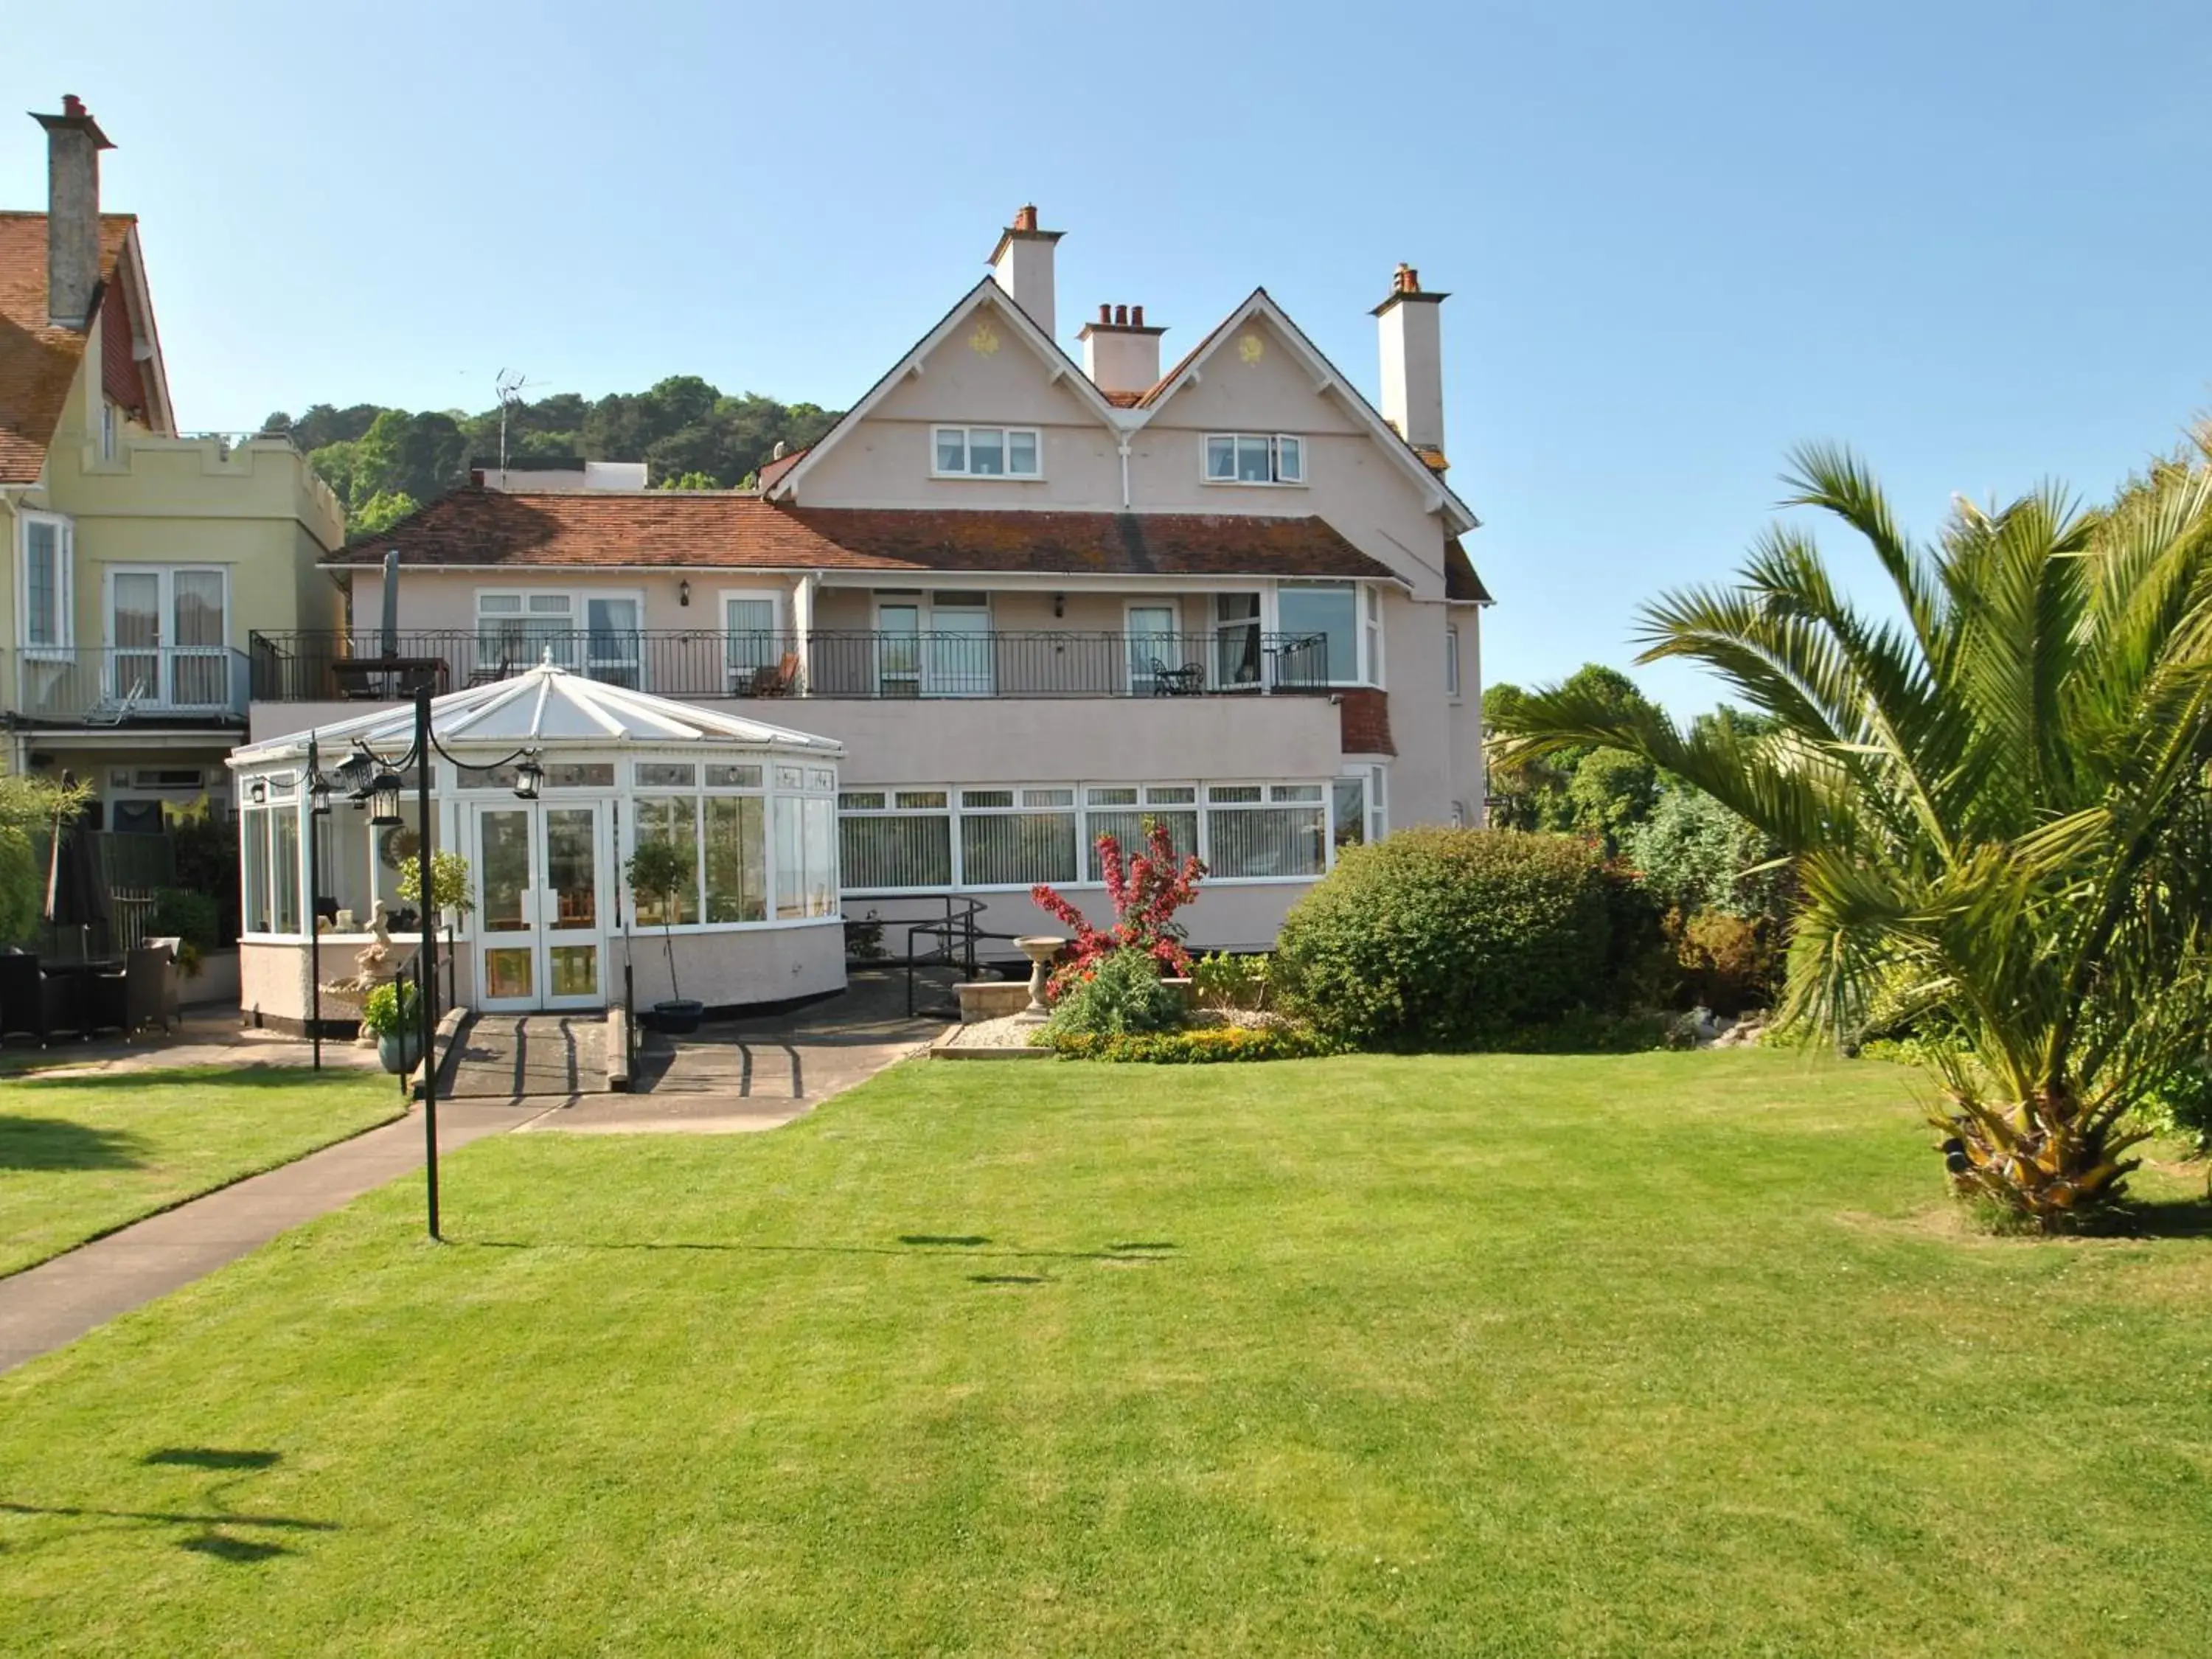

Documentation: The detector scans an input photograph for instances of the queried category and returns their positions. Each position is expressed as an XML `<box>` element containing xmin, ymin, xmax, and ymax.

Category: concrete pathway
<box><xmin>445</xmin><ymin>1014</ymin><xmax>607</xmax><ymax>1099</ymax></box>
<box><xmin>0</xmin><ymin>1102</ymin><xmax>530</xmax><ymax>1375</ymax></box>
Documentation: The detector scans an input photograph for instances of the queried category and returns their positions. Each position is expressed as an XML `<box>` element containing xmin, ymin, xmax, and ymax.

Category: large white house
<box><xmin>237</xmin><ymin>207</ymin><xmax>1491</xmax><ymax>1018</ymax></box>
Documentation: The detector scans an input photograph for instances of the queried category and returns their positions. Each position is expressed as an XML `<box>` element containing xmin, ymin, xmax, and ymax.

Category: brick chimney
<box><xmin>30</xmin><ymin>95</ymin><xmax>114</xmax><ymax>330</ymax></box>
<box><xmin>987</xmin><ymin>204</ymin><xmax>1062</xmax><ymax>338</ymax></box>
<box><xmin>1077</xmin><ymin>302</ymin><xmax>1166</xmax><ymax>397</ymax></box>
<box><xmin>1371</xmin><ymin>262</ymin><xmax>1449</xmax><ymax>470</ymax></box>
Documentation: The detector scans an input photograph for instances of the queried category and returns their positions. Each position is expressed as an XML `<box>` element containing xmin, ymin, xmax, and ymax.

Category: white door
<box><xmin>1127</xmin><ymin>604</ymin><xmax>1179</xmax><ymax>694</ymax></box>
<box><xmin>474</xmin><ymin>802</ymin><xmax>610</xmax><ymax>1012</ymax></box>
<box><xmin>106</xmin><ymin>566</ymin><xmax>229</xmax><ymax>709</ymax></box>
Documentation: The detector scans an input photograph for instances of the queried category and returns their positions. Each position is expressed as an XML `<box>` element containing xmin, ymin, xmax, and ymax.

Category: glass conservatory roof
<box><xmin>229</xmin><ymin>660</ymin><xmax>843</xmax><ymax>768</ymax></box>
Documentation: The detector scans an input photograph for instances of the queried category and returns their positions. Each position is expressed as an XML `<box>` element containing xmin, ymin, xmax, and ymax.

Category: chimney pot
<box><xmin>1131</xmin><ymin>304</ymin><xmax>1144</xmax><ymax>327</ymax></box>
<box><xmin>1113</xmin><ymin>304</ymin><xmax>1128</xmax><ymax>326</ymax></box>
<box><xmin>1098</xmin><ymin>302</ymin><xmax>1111</xmax><ymax>324</ymax></box>
<box><xmin>63</xmin><ymin>94</ymin><xmax>86</xmax><ymax>117</ymax></box>
<box><xmin>1013</xmin><ymin>204</ymin><xmax>1038</xmax><ymax>232</ymax></box>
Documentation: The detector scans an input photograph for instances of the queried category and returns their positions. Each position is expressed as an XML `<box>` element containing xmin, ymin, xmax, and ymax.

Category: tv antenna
<box><xmin>494</xmin><ymin>368</ymin><xmax>534</xmax><ymax>485</ymax></box>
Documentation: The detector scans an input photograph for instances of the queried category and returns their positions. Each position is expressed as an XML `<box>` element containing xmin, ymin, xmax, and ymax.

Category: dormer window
<box><xmin>933</xmin><ymin>425</ymin><xmax>1041</xmax><ymax>479</ymax></box>
<box><xmin>1205</xmin><ymin>433</ymin><xmax>1304</xmax><ymax>485</ymax></box>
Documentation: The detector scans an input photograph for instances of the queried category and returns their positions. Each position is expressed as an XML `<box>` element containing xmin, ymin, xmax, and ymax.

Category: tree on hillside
<box><xmin>1484</xmin><ymin>664</ymin><xmax>1658</xmax><ymax>847</ymax></box>
<box><xmin>1494</xmin><ymin>442</ymin><xmax>2212</xmax><ymax>1228</ymax></box>
<box><xmin>268</xmin><ymin>378</ymin><xmax>841</xmax><ymax>539</ymax></box>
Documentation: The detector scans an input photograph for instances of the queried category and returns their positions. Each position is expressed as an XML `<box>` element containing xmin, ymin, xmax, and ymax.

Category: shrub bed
<box><xmin>1274</xmin><ymin>828</ymin><xmax>1617</xmax><ymax>1051</ymax></box>
<box><xmin>1046</xmin><ymin>1022</ymin><xmax>1344</xmax><ymax>1063</ymax></box>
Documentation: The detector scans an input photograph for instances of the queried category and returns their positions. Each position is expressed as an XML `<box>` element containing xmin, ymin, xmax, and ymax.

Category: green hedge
<box><xmin>1273</xmin><ymin>828</ymin><xmax>1615</xmax><ymax>1051</ymax></box>
<box><xmin>1046</xmin><ymin>1023</ymin><xmax>1344</xmax><ymax>1064</ymax></box>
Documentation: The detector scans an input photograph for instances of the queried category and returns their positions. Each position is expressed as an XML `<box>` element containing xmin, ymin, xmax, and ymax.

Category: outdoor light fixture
<box><xmin>368</xmin><ymin>768</ymin><xmax>405</xmax><ymax>827</ymax></box>
<box><xmin>310</xmin><ymin>775</ymin><xmax>333</xmax><ymax>817</ymax></box>
<box><xmin>678</xmin><ymin>579</ymin><xmax>692</xmax><ymax>607</ymax></box>
<box><xmin>1053</xmin><ymin>593</ymin><xmax>1065</xmax><ymax>619</ymax></box>
<box><xmin>248</xmin><ymin>777</ymin><xmax>268</xmax><ymax>805</ymax></box>
<box><xmin>512</xmin><ymin>753</ymin><xmax>544</xmax><ymax>801</ymax></box>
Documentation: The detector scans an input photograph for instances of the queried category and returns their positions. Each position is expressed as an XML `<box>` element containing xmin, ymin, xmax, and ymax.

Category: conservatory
<box><xmin>225</xmin><ymin>661</ymin><xmax>844</xmax><ymax>1027</ymax></box>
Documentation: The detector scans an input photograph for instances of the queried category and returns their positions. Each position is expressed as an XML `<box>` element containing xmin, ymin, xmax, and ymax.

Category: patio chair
<box><xmin>126</xmin><ymin>943</ymin><xmax>181</xmax><ymax>1037</ymax></box>
<box><xmin>744</xmin><ymin>653</ymin><xmax>801</xmax><ymax>698</ymax></box>
<box><xmin>80</xmin><ymin>965</ymin><xmax>130</xmax><ymax>1039</ymax></box>
<box><xmin>1147</xmin><ymin>658</ymin><xmax>1204</xmax><ymax>697</ymax></box>
<box><xmin>0</xmin><ymin>952</ymin><xmax>66</xmax><ymax>1047</ymax></box>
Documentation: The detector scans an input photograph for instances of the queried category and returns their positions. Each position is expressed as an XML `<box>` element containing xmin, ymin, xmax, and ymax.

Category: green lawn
<box><xmin>2</xmin><ymin>1051</ymin><xmax>2210</xmax><ymax>1655</ymax></box>
<box><xmin>0</xmin><ymin>1067</ymin><xmax>403</xmax><ymax>1276</ymax></box>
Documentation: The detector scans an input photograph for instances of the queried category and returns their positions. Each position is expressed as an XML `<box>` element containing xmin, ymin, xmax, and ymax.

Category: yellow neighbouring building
<box><xmin>1</xmin><ymin>94</ymin><xmax>343</xmax><ymax>833</ymax></box>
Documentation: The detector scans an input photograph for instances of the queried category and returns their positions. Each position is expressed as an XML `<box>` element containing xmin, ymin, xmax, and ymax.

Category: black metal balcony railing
<box><xmin>1</xmin><ymin>647</ymin><xmax>251</xmax><ymax>726</ymax></box>
<box><xmin>248</xmin><ymin>630</ymin><xmax>1334</xmax><ymax>703</ymax></box>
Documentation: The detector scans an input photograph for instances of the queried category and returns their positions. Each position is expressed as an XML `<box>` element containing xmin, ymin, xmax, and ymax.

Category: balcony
<box><xmin>247</xmin><ymin>630</ymin><xmax>1334</xmax><ymax>703</ymax></box>
<box><xmin>1</xmin><ymin>647</ymin><xmax>252</xmax><ymax>727</ymax></box>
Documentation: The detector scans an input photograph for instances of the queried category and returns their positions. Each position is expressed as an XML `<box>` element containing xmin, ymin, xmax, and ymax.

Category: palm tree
<box><xmin>1493</xmin><ymin>444</ymin><xmax>2212</xmax><ymax>1227</ymax></box>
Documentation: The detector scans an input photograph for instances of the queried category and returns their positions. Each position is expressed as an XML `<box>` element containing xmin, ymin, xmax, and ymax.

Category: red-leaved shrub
<box><xmin>1032</xmin><ymin>823</ymin><xmax>1205</xmax><ymax>998</ymax></box>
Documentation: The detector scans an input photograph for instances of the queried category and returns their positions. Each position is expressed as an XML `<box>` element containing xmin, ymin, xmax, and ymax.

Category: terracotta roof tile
<box><xmin>0</xmin><ymin>212</ymin><xmax>134</xmax><ymax>484</ymax></box>
<box><xmin>329</xmin><ymin>486</ymin><xmax>1402</xmax><ymax>584</ymax></box>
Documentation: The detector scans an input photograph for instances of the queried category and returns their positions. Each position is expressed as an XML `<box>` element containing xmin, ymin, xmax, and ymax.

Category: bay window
<box><xmin>1083</xmin><ymin>785</ymin><xmax>1199</xmax><ymax>880</ymax></box>
<box><xmin>1276</xmin><ymin>582</ymin><xmax>1360</xmax><ymax>686</ymax></box>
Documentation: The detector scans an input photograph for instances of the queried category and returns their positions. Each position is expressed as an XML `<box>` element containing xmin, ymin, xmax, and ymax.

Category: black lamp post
<box><xmin>307</xmin><ymin>736</ymin><xmax>329</xmax><ymax>1072</ymax></box>
<box><xmin>414</xmin><ymin>681</ymin><xmax>440</xmax><ymax>1242</ymax></box>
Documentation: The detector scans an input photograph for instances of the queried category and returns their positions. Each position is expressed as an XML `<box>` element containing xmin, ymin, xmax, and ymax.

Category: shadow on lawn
<box><xmin>2105</xmin><ymin>1196</ymin><xmax>2212</xmax><ymax>1239</ymax></box>
<box><xmin>10</xmin><ymin>1068</ymin><xmax>351</xmax><ymax>1095</ymax></box>
<box><xmin>0</xmin><ymin>1115</ymin><xmax>149</xmax><ymax>1171</ymax></box>
<box><xmin>1</xmin><ymin>1448</ymin><xmax>335</xmax><ymax>1565</ymax></box>
<box><xmin>456</xmin><ymin>1237</ymin><xmax>1178</xmax><ymax>1264</ymax></box>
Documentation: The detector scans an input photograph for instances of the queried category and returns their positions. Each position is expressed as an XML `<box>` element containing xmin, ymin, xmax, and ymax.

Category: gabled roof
<box><xmin>1134</xmin><ymin>288</ymin><xmax>1480</xmax><ymax>535</ymax></box>
<box><xmin>325</xmin><ymin>485</ymin><xmax>1402</xmax><ymax>584</ymax></box>
<box><xmin>0</xmin><ymin>211</ymin><xmax>136</xmax><ymax>483</ymax></box>
<box><xmin>765</xmin><ymin>278</ymin><xmax>1124</xmax><ymax>504</ymax></box>
<box><xmin>230</xmin><ymin>660</ymin><xmax>844</xmax><ymax>765</ymax></box>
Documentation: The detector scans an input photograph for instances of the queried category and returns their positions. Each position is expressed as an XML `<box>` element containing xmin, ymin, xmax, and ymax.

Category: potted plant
<box><xmin>625</xmin><ymin>838</ymin><xmax>703</xmax><ymax>1034</ymax></box>
<box><xmin>397</xmin><ymin>848</ymin><xmax>475</xmax><ymax>950</ymax></box>
<box><xmin>359</xmin><ymin>978</ymin><xmax>422</xmax><ymax>1075</ymax></box>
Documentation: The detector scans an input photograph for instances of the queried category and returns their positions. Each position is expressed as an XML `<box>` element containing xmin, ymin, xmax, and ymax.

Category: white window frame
<box><xmin>1444</xmin><ymin>623</ymin><xmax>1462</xmax><ymax>700</ymax></box>
<box><xmin>618</xmin><ymin>753</ymin><xmax>841</xmax><ymax>935</ymax></box>
<box><xmin>1271</xmin><ymin>580</ymin><xmax>1378</xmax><ymax>689</ymax></box>
<box><xmin>832</xmin><ymin>778</ymin><xmax>1343</xmax><ymax>896</ymax></box>
<box><xmin>720</xmin><ymin>587</ymin><xmax>788</xmax><ymax>689</ymax></box>
<box><xmin>17</xmin><ymin>509</ymin><xmax>74</xmax><ymax>654</ymax></box>
<box><xmin>474</xmin><ymin>586</ymin><xmax>647</xmax><ymax>684</ymax></box>
<box><xmin>931</xmin><ymin>425</ymin><xmax>1044</xmax><ymax>480</ymax></box>
<box><xmin>1203</xmin><ymin>433</ymin><xmax>1307</xmax><ymax>487</ymax></box>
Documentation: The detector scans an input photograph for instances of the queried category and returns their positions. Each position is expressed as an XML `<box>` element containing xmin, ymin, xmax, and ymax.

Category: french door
<box><xmin>875</xmin><ymin>595</ymin><xmax>993</xmax><ymax>697</ymax></box>
<box><xmin>474</xmin><ymin>801</ymin><xmax>610</xmax><ymax>1012</ymax></box>
<box><xmin>108</xmin><ymin>566</ymin><xmax>229</xmax><ymax>709</ymax></box>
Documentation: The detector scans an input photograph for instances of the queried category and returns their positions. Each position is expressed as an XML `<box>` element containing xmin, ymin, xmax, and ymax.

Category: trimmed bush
<box><xmin>1273</xmin><ymin>828</ymin><xmax>1613</xmax><ymax>1051</ymax></box>
<box><xmin>1041</xmin><ymin>947</ymin><xmax>1185</xmax><ymax>1040</ymax></box>
<box><xmin>1668</xmin><ymin>908</ymin><xmax>1782</xmax><ymax>1016</ymax></box>
<box><xmin>1047</xmin><ymin>1022</ymin><xmax>1343</xmax><ymax>1063</ymax></box>
<box><xmin>148</xmin><ymin>887</ymin><xmax>220</xmax><ymax>952</ymax></box>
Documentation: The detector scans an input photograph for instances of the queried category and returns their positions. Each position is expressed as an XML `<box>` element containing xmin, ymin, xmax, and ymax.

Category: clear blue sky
<box><xmin>12</xmin><ymin>1</ymin><xmax>2211</xmax><ymax>712</ymax></box>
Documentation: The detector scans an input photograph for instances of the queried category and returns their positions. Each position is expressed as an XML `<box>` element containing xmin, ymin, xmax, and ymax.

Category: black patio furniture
<box><xmin>0</xmin><ymin>952</ymin><xmax>69</xmax><ymax>1046</ymax></box>
<box><xmin>1148</xmin><ymin>658</ymin><xmax>1205</xmax><ymax>696</ymax></box>
<box><xmin>126</xmin><ymin>943</ymin><xmax>182</xmax><ymax>1036</ymax></box>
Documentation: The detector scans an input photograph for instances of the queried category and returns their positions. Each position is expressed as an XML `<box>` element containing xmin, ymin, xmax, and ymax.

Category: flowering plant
<box><xmin>1032</xmin><ymin>821</ymin><xmax>1206</xmax><ymax>998</ymax></box>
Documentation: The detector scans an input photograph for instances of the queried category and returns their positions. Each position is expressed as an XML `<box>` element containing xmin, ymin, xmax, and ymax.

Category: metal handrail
<box><xmin>246</xmin><ymin>628</ymin><xmax>1334</xmax><ymax>703</ymax></box>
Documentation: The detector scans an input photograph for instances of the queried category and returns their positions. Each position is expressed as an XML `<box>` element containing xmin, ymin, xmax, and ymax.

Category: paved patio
<box><xmin>2</xmin><ymin>1007</ymin><xmax>383</xmax><ymax>1079</ymax></box>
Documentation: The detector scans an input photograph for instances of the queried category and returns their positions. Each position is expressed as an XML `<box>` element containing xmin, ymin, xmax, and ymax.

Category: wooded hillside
<box><xmin>264</xmin><ymin>376</ymin><xmax>841</xmax><ymax>538</ymax></box>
